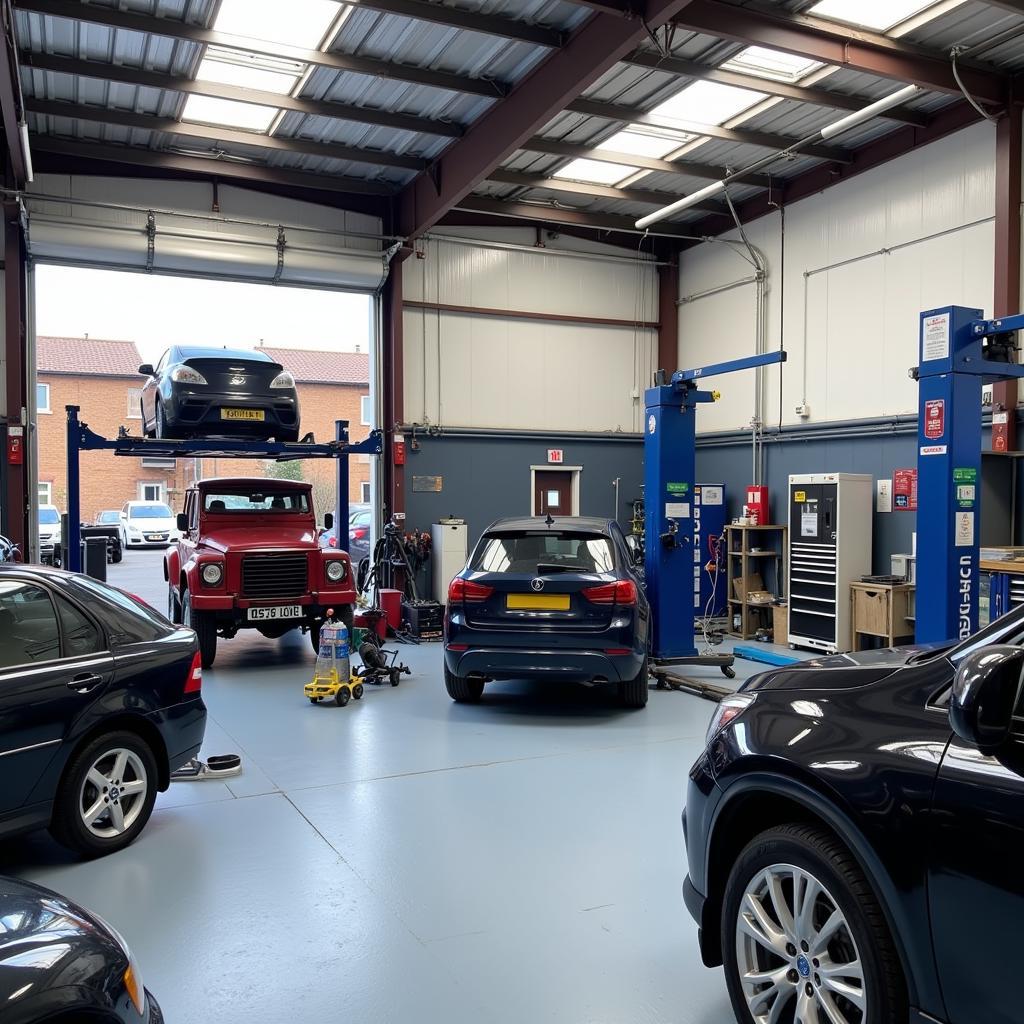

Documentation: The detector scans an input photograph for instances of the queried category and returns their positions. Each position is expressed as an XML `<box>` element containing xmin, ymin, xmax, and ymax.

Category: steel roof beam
<box><xmin>673</xmin><ymin>0</ymin><xmax>1007</xmax><ymax>107</ymax></box>
<box><xmin>519</xmin><ymin>135</ymin><xmax>772</xmax><ymax>185</ymax></box>
<box><xmin>345</xmin><ymin>0</ymin><xmax>564</xmax><ymax>48</ymax></box>
<box><xmin>0</xmin><ymin>0</ymin><xmax>27</xmax><ymax>183</ymax></box>
<box><xmin>25</xmin><ymin>98</ymin><xmax>427</xmax><ymax>172</ymax></box>
<box><xmin>20</xmin><ymin>52</ymin><xmax>465</xmax><ymax>139</ymax></box>
<box><xmin>621</xmin><ymin>49</ymin><xmax>928</xmax><ymax>127</ymax></box>
<box><xmin>487</xmin><ymin>167</ymin><xmax>730</xmax><ymax>213</ymax></box>
<box><xmin>565</xmin><ymin>96</ymin><xmax>851</xmax><ymax>161</ymax></box>
<box><xmin>14</xmin><ymin>0</ymin><xmax>509</xmax><ymax>99</ymax></box>
<box><xmin>397</xmin><ymin>0</ymin><xmax>725</xmax><ymax>239</ymax></box>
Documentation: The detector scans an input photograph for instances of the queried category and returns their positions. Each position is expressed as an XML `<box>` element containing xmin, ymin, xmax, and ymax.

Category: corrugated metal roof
<box><xmin>11</xmin><ymin>0</ymin><xmax>1024</xmax><ymax>234</ymax></box>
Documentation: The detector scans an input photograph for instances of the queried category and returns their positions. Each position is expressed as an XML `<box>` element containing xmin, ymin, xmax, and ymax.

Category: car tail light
<box><xmin>170</xmin><ymin>365</ymin><xmax>208</xmax><ymax>385</ymax></box>
<box><xmin>184</xmin><ymin>651</ymin><xmax>202</xmax><ymax>694</ymax></box>
<box><xmin>448</xmin><ymin>578</ymin><xmax>493</xmax><ymax>602</ymax></box>
<box><xmin>447</xmin><ymin>643</ymin><xmax>468</xmax><ymax>652</ymax></box>
<box><xmin>604</xmin><ymin>648</ymin><xmax>631</xmax><ymax>656</ymax></box>
<box><xmin>582</xmin><ymin>581</ymin><xmax>637</xmax><ymax>605</ymax></box>
<box><xmin>351</xmin><ymin>527</ymin><xmax>368</xmax><ymax>540</ymax></box>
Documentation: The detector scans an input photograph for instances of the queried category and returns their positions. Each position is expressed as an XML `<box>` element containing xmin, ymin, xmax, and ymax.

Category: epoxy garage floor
<box><xmin>0</xmin><ymin>551</ymin><xmax>758</xmax><ymax>1024</ymax></box>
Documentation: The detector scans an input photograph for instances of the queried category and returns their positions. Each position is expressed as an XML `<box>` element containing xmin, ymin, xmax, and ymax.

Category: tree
<box><xmin>265</xmin><ymin>459</ymin><xmax>303</xmax><ymax>482</ymax></box>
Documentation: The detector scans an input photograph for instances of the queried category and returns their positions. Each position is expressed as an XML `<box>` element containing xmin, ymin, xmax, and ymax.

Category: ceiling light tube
<box><xmin>635</xmin><ymin>180</ymin><xmax>726</xmax><ymax>230</ymax></box>
<box><xmin>819</xmin><ymin>84</ymin><xmax>922</xmax><ymax>140</ymax></box>
<box><xmin>18</xmin><ymin>122</ymin><xmax>33</xmax><ymax>183</ymax></box>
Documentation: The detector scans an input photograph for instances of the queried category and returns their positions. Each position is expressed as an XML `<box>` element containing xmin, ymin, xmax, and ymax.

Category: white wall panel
<box><xmin>404</xmin><ymin>230</ymin><xmax>659</xmax><ymax>433</ymax></box>
<box><xmin>679</xmin><ymin>122</ymin><xmax>1001</xmax><ymax>431</ymax></box>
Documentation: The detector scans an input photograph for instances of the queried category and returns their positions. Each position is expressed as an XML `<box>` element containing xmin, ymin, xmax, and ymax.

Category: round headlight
<box><xmin>326</xmin><ymin>560</ymin><xmax>345</xmax><ymax>582</ymax></box>
<box><xmin>201</xmin><ymin>563</ymin><xmax>223</xmax><ymax>586</ymax></box>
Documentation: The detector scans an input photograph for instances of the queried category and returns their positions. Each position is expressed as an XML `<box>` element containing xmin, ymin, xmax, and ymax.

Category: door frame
<box><xmin>529</xmin><ymin>466</ymin><xmax>581</xmax><ymax>516</ymax></box>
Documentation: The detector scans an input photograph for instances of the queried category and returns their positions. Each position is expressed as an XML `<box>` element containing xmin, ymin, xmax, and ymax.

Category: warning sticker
<box><xmin>665</xmin><ymin>503</ymin><xmax>690</xmax><ymax>519</ymax></box>
<box><xmin>794</xmin><ymin>490</ymin><xmax>806</xmax><ymax>503</ymax></box>
<box><xmin>920</xmin><ymin>445</ymin><xmax>948</xmax><ymax>456</ymax></box>
<box><xmin>955</xmin><ymin>511</ymin><xmax>975</xmax><ymax>548</ymax></box>
<box><xmin>700</xmin><ymin>486</ymin><xmax>723</xmax><ymax>506</ymax></box>
<box><xmin>801</xmin><ymin>513</ymin><xmax>818</xmax><ymax>538</ymax></box>
<box><xmin>924</xmin><ymin>399</ymin><xmax>945</xmax><ymax>440</ymax></box>
<box><xmin>923</xmin><ymin>312</ymin><xmax>950</xmax><ymax>362</ymax></box>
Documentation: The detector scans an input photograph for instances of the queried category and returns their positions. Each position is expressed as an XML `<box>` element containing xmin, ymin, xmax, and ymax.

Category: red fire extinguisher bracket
<box><xmin>6</xmin><ymin>426</ymin><xmax>24</xmax><ymax>466</ymax></box>
<box><xmin>394</xmin><ymin>435</ymin><xmax>406</xmax><ymax>466</ymax></box>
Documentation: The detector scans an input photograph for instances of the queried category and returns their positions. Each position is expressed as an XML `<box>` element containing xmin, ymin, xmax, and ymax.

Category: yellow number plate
<box><xmin>506</xmin><ymin>594</ymin><xmax>570</xmax><ymax>611</ymax></box>
<box><xmin>221</xmin><ymin>408</ymin><xmax>265</xmax><ymax>421</ymax></box>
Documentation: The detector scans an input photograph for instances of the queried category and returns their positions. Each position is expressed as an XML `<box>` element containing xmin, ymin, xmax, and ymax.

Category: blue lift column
<box><xmin>915</xmin><ymin>306</ymin><xmax>1024</xmax><ymax>643</ymax></box>
<box><xmin>645</xmin><ymin>350</ymin><xmax>786</xmax><ymax>661</ymax></box>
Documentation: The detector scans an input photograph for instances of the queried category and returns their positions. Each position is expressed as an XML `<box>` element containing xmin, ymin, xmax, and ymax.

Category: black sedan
<box><xmin>138</xmin><ymin>344</ymin><xmax>300</xmax><ymax>441</ymax></box>
<box><xmin>444</xmin><ymin>516</ymin><xmax>649</xmax><ymax>707</ymax></box>
<box><xmin>683</xmin><ymin>608</ymin><xmax>1024</xmax><ymax>1024</ymax></box>
<box><xmin>0</xmin><ymin>876</ymin><xmax>162</xmax><ymax>1022</ymax></box>
<box><xmin>0</xmin><ymin>564</ymin><xmax>206</xmax><ymax>857</ymax></box>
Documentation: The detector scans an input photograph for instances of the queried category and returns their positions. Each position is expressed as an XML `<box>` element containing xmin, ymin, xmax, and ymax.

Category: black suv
<box><xmin>683</xmin><ymin>609</ymin><xmax>1024</xmax><ymax>1024</ymax></box>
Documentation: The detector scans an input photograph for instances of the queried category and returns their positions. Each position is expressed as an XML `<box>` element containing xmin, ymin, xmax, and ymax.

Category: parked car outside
<box><xmin>443</xmin><ymin>516</ymin><xmax>650</xmax><ymax>707</ymax></box>
<box><xmin>682</xmin><ymin>606</ymin><xmax>1024</xmax><ymax>1024</ymax></box>
<box><xmin>320</xmin><ymin>505</ymin><xmax>372</xmax><ymax>564</ymax></box>
<box><xmin>0</xmin><ymin>875</ymin><xmax>162</xmax><ymax>1022</ymax></box>
<box><xmin>92</xmin><ymin>510</ymin><xmax>124</xmax><ymax>563</ymax></box>
<box><xmin>165</xmin><ymin>478</ymin><xmax>355</xmax><ymax>667</ymax></box>
<box><xmin>138</xmin><ymin>344</ymin><xmax>300</xmax><ymax>441</ymax></box>
<box><xmin>0</xmin><ymin>563</ymin><xmax>206</xmax><ymax>857</ymax></box>
<box><xmin>96</xmin><ymin>509</ymin><xmax>121</xmax><ymax>526</ymax></box>
<box><xmin>120</xmin><ymin>501</ymin><xmax>178</xmax><ymax>550</ymax></box>
<box><xmin>37</xmin><ymin>504</ymin><xmax>61</xmax><ymax>565</ymax></box>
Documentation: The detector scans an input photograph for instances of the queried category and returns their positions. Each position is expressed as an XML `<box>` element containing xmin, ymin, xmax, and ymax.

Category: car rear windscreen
<box><xmin>472</xmin><ymin>532</ymin><xmax>615</xmax><ymax>574</ymax></box>
<box><xmin>204</xmin><ymin>492</ymin><xmax>310</xmax><ymax>514</ymax></box>
<box><xmin>130</xmin><ymin>505</ymin><xmax>172</xmax><ymax>518</ymax></box>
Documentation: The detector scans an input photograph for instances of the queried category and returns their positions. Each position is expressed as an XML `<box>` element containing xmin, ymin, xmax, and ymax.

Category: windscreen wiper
<box><xmin>536</xmin><ymin>563</ymin><xmax>589</xmax><ymax>574</ymax></box>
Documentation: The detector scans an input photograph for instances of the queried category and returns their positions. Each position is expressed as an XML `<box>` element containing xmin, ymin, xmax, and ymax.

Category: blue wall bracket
<box><xmin>64</xmin><ymin>404</ymin><xmax>382</xmax><ymax>573</ymax></box>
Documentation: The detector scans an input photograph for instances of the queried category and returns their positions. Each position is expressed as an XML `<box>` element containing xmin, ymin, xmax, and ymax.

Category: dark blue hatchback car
<box><xmin>443</xmin><ymin>517</ymin><xmax>650</xmax><ymax>707</ymax></box>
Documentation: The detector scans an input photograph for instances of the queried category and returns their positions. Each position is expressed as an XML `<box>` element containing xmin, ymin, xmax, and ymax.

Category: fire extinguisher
<box><xmin>6</xmin><ymin>426</ymin><xmax>23</xmax><ymax>465</ymax></box>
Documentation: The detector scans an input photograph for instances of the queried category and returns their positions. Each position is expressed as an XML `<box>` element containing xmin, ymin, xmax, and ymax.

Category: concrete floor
<box><xmin>1</xmin><ymin>550</ymin><xmax>791</xmax><ymax>1024</ymax></box>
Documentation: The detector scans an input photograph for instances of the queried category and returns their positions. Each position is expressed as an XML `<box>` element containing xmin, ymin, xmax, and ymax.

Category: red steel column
<box><xmin>3</xmin><ymin>201</ymin><xmax>27</xmax><ymax>551</ymax></box>
<box><xmin>382</xmin><ymin>256</ymin><xmax>405</xmax><ymax>519</ymax></box>
<box><xmin>657</xmin><ymin>261</ymin><xmax>679</xmax><ymax>376</ymax></box>
<box><xmin>993</xmin><ymin>107</ymin><xmax>1022</xmax><ymax>453</ymax></box>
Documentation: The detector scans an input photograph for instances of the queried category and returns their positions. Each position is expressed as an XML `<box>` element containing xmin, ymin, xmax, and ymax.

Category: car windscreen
<box><xmin>97</xmin><ymin>511</ymin><xmax>120</xmax><ymax>523</ymax></box>
<box><xmin>37</xmin><ymin>508</ymin><xmax>59</xmax><ymax>525</ymax></box>
<box><xmin>204</xmin><ymin>492</ymin><xmax>309</xmax><ymax>514</ymax></box>
<box><xmin>129</xmin><ymin>505</ymin><xmax>172</xmax><ymax>519</ymax></box>
<box><xmin>471</xmin><ymin>531</ymin><xmax>615</xmax><ymax>574</ymax></box>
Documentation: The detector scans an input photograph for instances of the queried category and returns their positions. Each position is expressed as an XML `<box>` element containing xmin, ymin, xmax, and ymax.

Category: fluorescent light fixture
<box><xmin>808</xmin><ymin>0</ymin><xmax>937</xmax><ymax>31</ymax></box>
<box><xmin>553</xmin><ymin>158</ymin><xmax>641</xmax><ymax>185</ymax></box>
<box><xmin>651</xmin><ymin>80</ymin><xmax>767</xmax><ymax>127</ymax></box>
<box><xmin>722</xmin><ymin>46</ymin><xmax>823</xmax><ymax>84</ymax></box>
<box><xmin>635</xmin><ymin>181</ymin><xmax>725</xmax><ymax>230</ymax></box>
<box><xmin>597</xmin><ymin>129</ymin><xmax>689</xmax><ymax>159</ymax></box>
<box><xmin>181</xmin><ymin>95</ymin><xmax>280</xmax><ymax>132</ymax></box>
<box><xmin>18</xmin><ymin>122</ymin><xmax>32</xmax><ymax>183</ymax></box>
<box><xmin>213</xmin><ymin>0</ymin><xmax>342</xmax><ymax>50</ymax></box>
<box><xmin>819</xmin><ymin>84</ymin><xmax>921</xmax><ymax>139</ymax></box>
<box><xmin>197</xmin><ymin>47</ymin><xmax>304</xmax><ymax>94</ymax></box>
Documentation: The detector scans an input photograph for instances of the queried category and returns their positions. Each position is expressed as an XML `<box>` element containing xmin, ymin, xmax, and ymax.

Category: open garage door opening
<box><xmin>31</xmin><ymin>263</ymin><xmax>378</xmax><ymax>565</ymax></box>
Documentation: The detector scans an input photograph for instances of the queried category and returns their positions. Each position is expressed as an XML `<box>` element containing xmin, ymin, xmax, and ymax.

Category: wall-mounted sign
<box><xmin>547</xmin><ymin>449</ymin><xmax>564</xmax><ymax>464</ymax></box>
<box><xmin>893</xmin><ymin>469</ymin><xmax>918</xmax><ymax>511</ymax></box>
<box><xmin>412</xmin><ymin>475</ymin><xmax>443</xmax><ymax>492</ymax></box>
<box><xmin>924</xmin><ymin>399</ymin><xmax>945</xmax><ymax>440</ymax></box>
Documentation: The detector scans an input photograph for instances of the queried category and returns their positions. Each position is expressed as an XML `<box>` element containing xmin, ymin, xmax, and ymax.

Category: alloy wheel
<box><xmin>78</xmin><ymin>747</ymin><xmax>149</xmax><ymax>839</ymax></box>
<box><xmin>735</xmin><ymin>862</ymin><xmax>865</xmax><ymax>1024</ymax></box>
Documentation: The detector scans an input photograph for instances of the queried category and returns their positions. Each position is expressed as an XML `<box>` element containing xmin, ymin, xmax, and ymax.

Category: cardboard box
<box><xmin>732</xmin><ymin>573</ymin><xmax>764</xmax><ymax>601</ymax></box>
<box><xmin>773</xmin><ymin>603</ymin><xmax>788</xmax><ymax>641</ymax></box>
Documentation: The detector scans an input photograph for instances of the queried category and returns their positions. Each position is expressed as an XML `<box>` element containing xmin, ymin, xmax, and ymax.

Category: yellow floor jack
<box><xmin>304</xmin><ymin>615</ymin><xmax>365</xmax><ymax>707</ymax></box>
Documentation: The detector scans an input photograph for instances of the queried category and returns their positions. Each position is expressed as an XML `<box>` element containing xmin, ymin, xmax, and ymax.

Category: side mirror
<box><xmin>324</xmin><ymin>512</ymin><xmax>334</xmax><ymax>531</ymax></box>
<box><xmin>176</xmin><ymin>513</ymin><xmax>188</xmax><ymax>533</ymax></box>
<box><xmin>138</xmin><ymin>363</ymin><xmax>155</xmax><ymax>376</ymax></box>
<box><xmin>950</xmin><ymin>644</ymin><xmax>1024</xmax><ymax>752</ymax></box>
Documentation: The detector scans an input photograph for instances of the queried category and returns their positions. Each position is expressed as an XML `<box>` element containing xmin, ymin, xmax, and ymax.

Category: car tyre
<box><xmin>112</xmin><ymin>547</ymin><xmax>123</xmax><ymax>564</ymax></box>
<box><xmin>182</xmin><ymin>590</ymin><xmax>217</xmax><ymax>668</ymax></box>
<box><xmin>618</xmin><ymin>656</ymin><xmax>649</xmax><ymax>708</ymax></box>
<box><xmin>154</xmin><ymin>399</ymin><xmax>177</xmax><ymax>441</ymax></box>
<box><xmin>722</xmin><ymin>823</ymin><xmax>907</xmax><ymax>1024</ymax></box>
<box><xmin>335</xmin><ymin>687</ymin><xmax>351</xmax><ymax>707</ymax></box>
<box><xmin>50</xmin><ymin>730</ymin><xmax>159</xmax><ymax>858</ymax></box>
<box><xmin>444</xmin><ymin>665</ymin><xmax>484</xmax><ymax>703</ymax></box>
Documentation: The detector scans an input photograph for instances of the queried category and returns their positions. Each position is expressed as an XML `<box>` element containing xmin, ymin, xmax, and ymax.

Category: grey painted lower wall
<box><xmin>403</xmin><ymin>421</ymin><xmax>1019</xmax><ymax>589</ymax></box>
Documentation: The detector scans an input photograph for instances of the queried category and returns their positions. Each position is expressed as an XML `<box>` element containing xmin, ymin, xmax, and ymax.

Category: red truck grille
<box><xmin>241</xmin><ymin>554</ymin><xmax>309</xmax><ymax>599</ymax></box>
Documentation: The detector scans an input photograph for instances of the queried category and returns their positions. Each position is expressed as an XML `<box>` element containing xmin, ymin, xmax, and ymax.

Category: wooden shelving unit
<box><xmin>726</xmin><ymin>524</ymin><xmax>788</xmax><ymax>640</ymax></box>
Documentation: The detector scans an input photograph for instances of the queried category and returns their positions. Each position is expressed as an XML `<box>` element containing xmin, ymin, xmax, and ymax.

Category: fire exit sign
<box><xmin>547</xmin><ymin>449</ymin><xmax>564</xmax><ymax>463</ymax></box>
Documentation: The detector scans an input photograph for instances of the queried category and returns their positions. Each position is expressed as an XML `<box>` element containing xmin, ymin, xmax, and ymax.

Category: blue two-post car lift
<box><xmin>644</xmin><ymin>350</ymin><xmax>787</xmax><ymax>689</ymax></box>
<box><xmin>914</xmin><ymin>307</ymin><xmax>1024</xmax><ymax>643</ymax></box>
<box><xmin>63</xmin><ymin>404</ymin><xmax>383</xmax><ymax>574</ymax></box>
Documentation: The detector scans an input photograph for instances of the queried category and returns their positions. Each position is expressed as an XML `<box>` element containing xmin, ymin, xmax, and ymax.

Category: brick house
<box><xmin>36</xmin><ymin>337</ymin><xmax>371</xmax><ymax>523</ymax></box>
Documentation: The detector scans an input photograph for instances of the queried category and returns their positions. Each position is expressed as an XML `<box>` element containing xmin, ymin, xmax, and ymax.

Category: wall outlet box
<box><xmin>795</xmin><ymin>404</ymin><xmax>811</xmax><ymax>419</ymax></box>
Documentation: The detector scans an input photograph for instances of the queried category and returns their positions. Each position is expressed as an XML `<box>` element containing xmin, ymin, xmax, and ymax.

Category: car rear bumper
<box><xmin>150</xmin><ymin>698</ymin><xmax>207</xmax><ymax>784</ymax></box>
<box><xmin>165</xmin><ymin>387</ymin><xmax>298</xmax><ymax>437</ymax></box>
<box><xmin>445</xmin><ymin>645</ymin><xmax>643</xmax><ymax>683</ymax></box>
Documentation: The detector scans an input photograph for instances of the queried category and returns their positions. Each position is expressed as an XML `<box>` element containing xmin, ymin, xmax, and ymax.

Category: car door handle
<box><xmin>67</xmin><ymin>674</ymin><xmax>104</xmax><ymax>694</ymax></box>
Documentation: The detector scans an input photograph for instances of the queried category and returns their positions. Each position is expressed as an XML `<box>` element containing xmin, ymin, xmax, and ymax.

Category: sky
<box><xmin>35</xmin><ymin>265</ymin><xmax>373</xmax><ymax>365</ymax></box>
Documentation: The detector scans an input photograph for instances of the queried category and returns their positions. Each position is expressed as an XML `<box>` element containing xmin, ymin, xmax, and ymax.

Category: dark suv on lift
<box><xmin>683</xmin><ymin>608</ymin><xmax>1024</xmax><ymax>1024</ymax></box>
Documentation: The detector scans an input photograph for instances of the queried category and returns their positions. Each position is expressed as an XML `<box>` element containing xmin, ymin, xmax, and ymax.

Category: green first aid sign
<box><xmin>667</xmin><ymin>482</ymin><xmax>690</xmax><ymax>496</ymax></box>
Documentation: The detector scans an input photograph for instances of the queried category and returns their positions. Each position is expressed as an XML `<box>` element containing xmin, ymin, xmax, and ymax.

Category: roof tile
<box><xmin>262</xmin><ymin>347</ymin><xmax>368</xmax><ymax>386</ymax></box>
<box><xmin>37</xmin><ymin>336</ymin><xmax>143</xmax><ymax>377</ymax></box>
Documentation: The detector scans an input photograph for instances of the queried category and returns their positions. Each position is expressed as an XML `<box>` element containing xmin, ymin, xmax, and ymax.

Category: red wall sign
<box><xmin>924</xmin><ymin>399</ymin><xmax>945</xmax><ymax>440</ymax></box>
<box><xmin>547</xmin><ymin>449</ymin><xmax>564</xmax><ymax>464</ymax></box>
<box><xmin>893</xmin><ymin>468</ymin><xmax>918</xmax><ymax>511</ymax></box>
<box><xmin>6</xmin><ymin>426</ymin><xmax>23</xmax><ymax>466</ymax></box>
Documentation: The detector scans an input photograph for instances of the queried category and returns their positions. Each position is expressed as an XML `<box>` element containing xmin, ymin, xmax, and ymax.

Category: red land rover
<box><xmin>164</xmin><ymin>477</ymin><xmax>355</xmax><ymax>667</ymax></box>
